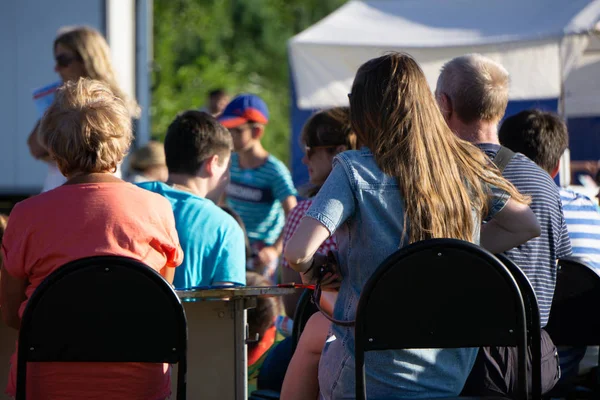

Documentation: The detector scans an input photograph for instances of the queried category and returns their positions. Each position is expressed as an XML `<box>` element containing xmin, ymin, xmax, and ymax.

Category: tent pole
<box><xmin>558</xmin><ymin>37</ymin><xmax>570</xmax><ymax>188</ymax></box>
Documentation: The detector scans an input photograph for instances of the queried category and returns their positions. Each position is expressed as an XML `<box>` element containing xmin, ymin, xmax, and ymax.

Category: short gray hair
<box><xmin>436</xmin><ymin>54</ymin><xmax>509</xmax><ymax>123</ymax></box>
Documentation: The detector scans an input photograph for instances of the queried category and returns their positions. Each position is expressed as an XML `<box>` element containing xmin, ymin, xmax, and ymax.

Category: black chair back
<box><xmin>543</xmin><ymin>256</ymin><xmax>600</xmax><ymax>399</ymax></box>
<box><xmin>495</xmin><ymin>253</ymin><xmax>542</xmax><ymax>400</ymax></box>
<box><xmin>545</xmin><ymin>256</ymin><xmax>600</xmax><ymax>345</ymax></box>
<box><xmin>291</xmin><ymin>289</ymin><xmax>318</xmax><ymax>353</ymax></box>
<box><xmin>16</xmin><ymin>256</ymin><xmax>187</xmax><ymax>400</ymax></box>
<box><xmin>355</xmin><ymin>239</ymin><xmax>528</xmax><ymax>400</ymax></box>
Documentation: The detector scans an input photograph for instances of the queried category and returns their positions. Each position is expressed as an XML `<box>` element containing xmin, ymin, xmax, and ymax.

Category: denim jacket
<box><xmin>306</xmin><ymin>148</ymin><xmax>508</xmax><ymax>399</ymax></box>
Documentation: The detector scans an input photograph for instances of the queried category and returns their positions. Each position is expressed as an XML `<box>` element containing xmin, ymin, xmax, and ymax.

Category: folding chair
<box><xmin>249</xmin><ymin>289</ymin><xmax>318</xmax><ymax>400</ymax></box>
<box><xmin>16</xmin><ymin>256</ymin><xmax>187</xmax><ymax>400</ymax></box>
<box><xmin>544</xmin><ymin>256</ymin><xmax>600</xmax><ymax>399</ymax></box>
<box><xmin>495</xmin><ymin>254</ymin><xmax>542</xmax><ymax>399</ymax></box>
<box><xmin>291</xmin><ymin>288</ymin><xmax>318</xmax><ymax>353</ymax></box>
<box><xmin>355</xmin><ymin>239</ymin><xmax>528</xmax><ymax>400</ymax></box>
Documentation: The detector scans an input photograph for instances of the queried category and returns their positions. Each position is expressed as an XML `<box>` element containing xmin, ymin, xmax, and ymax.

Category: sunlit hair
<box><xmin>0</xmin><ymin>213</ymin><xmax>6</xmax><ymax>271</ymax></box>
<box><xmin>0</xmin><ymin>214</ymin><xmax>7</xmax><ymax>244</ymax></box>
<box><xmin>164</xmin><ymin>110</ymin><xmax>233</xmax><ymax>175</ymax></box>
<box><xmin>39</xmin><ymin>78</ymin><xmax>132</xmax><ymax>177</ymax></box>
<box><xmin>350</xmin><ymin>53</ymin><xmax>528</xmax><ymax>244</ymax></box>
<box><xmin>54</xmin><ymin>26</ymin><xmax>140</xmax><ymax>118</ymax></box>
<box><xmin>499</xmin><ymin>110</ymin><xmax>568</xmax><ymax>174</ymax></box>
<box><xmin>436</xmin><ymin>54</ymin><xmax>509</xmax><ymax>123</ymax></box>
<box><xmin>301</xmin><ymin>107</ymin><xmax>357</xmax><ymax>150</ymax></box>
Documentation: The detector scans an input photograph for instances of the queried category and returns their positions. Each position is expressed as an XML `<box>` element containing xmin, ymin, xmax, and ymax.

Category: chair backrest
<box><xmin>291</xmin><ymin>289</ymin><xmax>318</xmax><ymax>353</ymax></box>
<box><xmin>355</xmin><ymin>239</ymin><xmax>528</xmax><ymax>400</ymax></box>
<box><xmin>496</xmin><ymin>253</ymin><xmax>542</xmax><ymax>400</ymax></box>
<box><xmin>545</xmin><ymin>256</ymin><xmax>600</xmax><ymax>346</ymax></box>
<box><xmin>17</xmin><ymin>256</ymin><xmax>187</xmax><ymax>399</ymax></box>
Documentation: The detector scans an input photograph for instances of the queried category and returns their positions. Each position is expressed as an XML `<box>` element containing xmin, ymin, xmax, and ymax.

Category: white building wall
<box><xmin>0</xmin><ymin>0</ymin><xmax>146</xmax><ymax>194</ymax></box>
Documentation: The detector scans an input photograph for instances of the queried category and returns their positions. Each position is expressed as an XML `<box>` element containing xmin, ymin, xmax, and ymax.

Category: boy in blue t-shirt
<box><xmin>137</xmin><ymin>111</ymin><xmax>246</xmax><ymax>289</ymax></box>
<box><xmin>219</xmin><ymin>94</ymin><xmax>297</xmax><ymax>279</ymax></box>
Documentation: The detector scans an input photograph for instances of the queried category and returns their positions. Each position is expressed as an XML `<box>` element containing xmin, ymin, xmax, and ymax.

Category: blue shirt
<box><xmin>137</xmin><ymin>182</ymin><xmax>246</xmax><ymax>289</ymax></box>
<box><xmin>556</xmin><ymin>189</ymin><xmax>600</xmax><ymax>381</ymax></box>
<box><xmin>226</xmin><ymin>153</ymin><xmax>297</xmax><ymax>245</ymax></box>
<box><xmin>560</xmin><ymin>188</ymin><xmax>600</xmax><ymax>271</ymax></box>
<box><xmin>307</xmin><ymin>148</ymin><xmax>508</xmax><ymax>399</ymax></box>
<box><xmin>479</xmin><ymin>144</ymin><xmax>572</xmax><ymax>327</ymax></box>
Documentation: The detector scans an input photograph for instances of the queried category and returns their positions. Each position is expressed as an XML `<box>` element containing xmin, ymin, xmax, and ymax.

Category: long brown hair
<box><xmin>54</xmin><ymin>26</ymin><xmax>140</xmax><ymax>118</ymax></box>
<box><xmin>350</xmin><ymin>53</ymin><xmax>528</xmax><ymax>244</ymax></box>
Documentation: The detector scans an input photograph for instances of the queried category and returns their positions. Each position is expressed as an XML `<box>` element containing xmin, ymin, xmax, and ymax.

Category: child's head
<box><xmin>129</xmin><ymin>140</ymin><xmax>168</xmax><ymax>182</ymax></box>
<box><xmin>208</xmin><ymin>89</ymin><xmax>229</xmax><ymax>117</ymax></box>
<box><xmin>246</xmin><ymin>272</ymin><xmax>278</xmax><ymax>346</ymax></box>
<box><xmin>498</xmin><ymin>109</ymin><xmax>568</xmax><ymax>176</ymax></box>
<box><xmin>164</xmin><ymin>111</ymin><xmax>233</xmax><ymax>202</ymax></box>
<box><xmin>218</xmin><ymin>94</ymin><xmax>269</xmax><ymax>152</ymax></box>
<box><xmin>301</xmin><ymin>107</ymin><xmax>357</xmax><ymax>187</ymax></box>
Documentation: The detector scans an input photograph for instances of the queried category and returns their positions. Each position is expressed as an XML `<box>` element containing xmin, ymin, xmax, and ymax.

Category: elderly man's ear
<box><xmin>437</xmin><ymin>92</ymin><xmax>453</xmax><ymax>121</ymax></box>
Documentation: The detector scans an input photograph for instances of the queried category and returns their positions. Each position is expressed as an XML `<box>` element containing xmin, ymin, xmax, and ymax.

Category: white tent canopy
<box><xmin>289</xmin><ymin>0</ymin><xmax>600</xmax><ymax>116</ymax></box>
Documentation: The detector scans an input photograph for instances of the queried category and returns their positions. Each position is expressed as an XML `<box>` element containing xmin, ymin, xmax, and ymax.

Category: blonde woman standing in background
<box><xmin>27</xmin><ymin>25</ymin><xmax>140</xmax><ymax>192</ymax></box>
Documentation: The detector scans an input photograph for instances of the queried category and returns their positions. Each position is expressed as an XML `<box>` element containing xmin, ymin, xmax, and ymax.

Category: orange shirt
<box><xmin>1</xmin><ymin>182</ymin><xmax>183</xmax><ymax>399</ymax></box>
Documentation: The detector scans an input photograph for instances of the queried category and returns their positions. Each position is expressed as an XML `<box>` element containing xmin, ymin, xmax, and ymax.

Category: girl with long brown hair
<box><xmin>284</xmin><ymin>53</ymin><xmax>540</xmax><ymax>398</ymax></box>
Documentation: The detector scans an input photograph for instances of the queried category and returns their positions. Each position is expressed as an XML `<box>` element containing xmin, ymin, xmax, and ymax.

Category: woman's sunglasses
<box><xmin>305</xmin><ymin>145</ymin><xmax>339</xmax><ymax>159</ymax></box>
<box><xmin>55</xmin><ymin>54</ymin><xmax>80</xmax><ymax>68</ymax></box>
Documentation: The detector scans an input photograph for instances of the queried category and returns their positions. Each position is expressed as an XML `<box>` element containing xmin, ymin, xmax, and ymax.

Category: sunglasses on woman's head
<box><xmin>55</xmin><ymin>54</ymin><xmax>79</xmax><ymax>68</ymax></box>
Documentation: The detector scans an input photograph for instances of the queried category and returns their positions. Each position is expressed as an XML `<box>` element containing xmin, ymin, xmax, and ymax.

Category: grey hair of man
<box><xmin>436</xmin><ymin>54</ymin><xmax>510</xmax><ymax>124</ymax></box>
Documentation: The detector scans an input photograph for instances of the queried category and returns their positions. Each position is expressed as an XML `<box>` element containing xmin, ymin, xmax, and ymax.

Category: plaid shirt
<box><xmin>281</xmin><ymin>199</ymin><xmax>337</xmax><ymax>269</ymax></box>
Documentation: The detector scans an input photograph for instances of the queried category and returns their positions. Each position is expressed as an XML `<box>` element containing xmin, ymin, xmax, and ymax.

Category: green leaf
<box><xmin>152</xmin><ymin>0</ymin><xmax>348</xmax><ymax>163</ymax></box>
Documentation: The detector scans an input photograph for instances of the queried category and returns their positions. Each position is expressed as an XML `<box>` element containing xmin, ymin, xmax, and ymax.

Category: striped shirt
<box><xmin>560</xmin><ymin>188</ymin><xmax>600</xmax><ymax>272</ymax></box>
<box><xmin>555</xmin><ymin>188</ymin><xmax>600</xmax><ymax>379</ymax></box>
<box><xmin>226</xmin><ymin>153</ymin><xmax>297</xmax><ymax>245</ymax></box>
<box><xmin>479</xmin><ymin>143</ymin><xmax>572</xmax><ymax>327</ymax></box>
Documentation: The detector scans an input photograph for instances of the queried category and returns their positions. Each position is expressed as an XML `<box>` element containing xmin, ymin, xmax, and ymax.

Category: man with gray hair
<box><xmin>436</xmin><ymin>54</ymin><xmax>571</xmax><ymax>397</ymax></box>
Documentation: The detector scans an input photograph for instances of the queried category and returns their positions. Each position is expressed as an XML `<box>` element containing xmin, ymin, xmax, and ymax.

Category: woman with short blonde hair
<box><xmin>1</xmin><ymin>78</ymin><xmax>182</xmax><ymax>400</ymax></box>
<box><xmin>39</xmin><ymin>78</ymin><xmax>132</xmax><ymax>177</ymax></box>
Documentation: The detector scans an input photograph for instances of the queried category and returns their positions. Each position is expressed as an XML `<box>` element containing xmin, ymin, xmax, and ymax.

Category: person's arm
<box><xmin>555</xmin><ymin>199</ymin><xmax>573</xmax><ymax>258</ymax></box>
<box><xmin>160</xmin><ymin>267</ymin><xmax>176</xmax><ymax>284</ymax></box>
<box><xmin>285</xmin><ymin>160</ymin><xmax>354</xmax><ymax>285</ymax></box>
<box><xmin>256</xmin><ymin>160</ymin><xmax>298</xmax><ymax>271</ymax></box>
<box><xmin>480</xmin><ymin>198</ymin><xmax>541</xmax><ymax>254</ymax></box>
<box><xmin>281</xmin><ymin>266</ymin><xmax>303</xmax><ymax>317</ymax></box>
<box><xmin>257</xmin><ymin>195</ymin><xmax>297</xmax><ymax>267</ymax></box>
<box><xmin>0</xmin><ymin>264</ymin><xmax>27</xmax><ymax>330</ymax></box>
<box><xmin>284</xmin><ymin>217</ymin><xmax>332</xmax><ymax>273</ymax></box>
<box><xmin>158</xmin><ymin>206</ymin><xmax>184</xmax><ymax>285</ymax></box>
<box><xmin>27</xmin><ymin>120</ymin><xmax>51</xmax><ymax>161</ymax></box>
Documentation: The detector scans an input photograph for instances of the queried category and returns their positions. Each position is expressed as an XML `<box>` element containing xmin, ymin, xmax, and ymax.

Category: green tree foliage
<box><xmin>152</xmin><ymin>0</ymin><xmax>347</xmax><ymax>164</ymax></box>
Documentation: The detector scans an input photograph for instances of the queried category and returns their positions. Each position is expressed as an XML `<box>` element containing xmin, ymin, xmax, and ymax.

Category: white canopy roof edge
<box><xmin>289</xmin><ymin>0</ymin><xmax>600</xmax><ymax>114</ymax></box>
